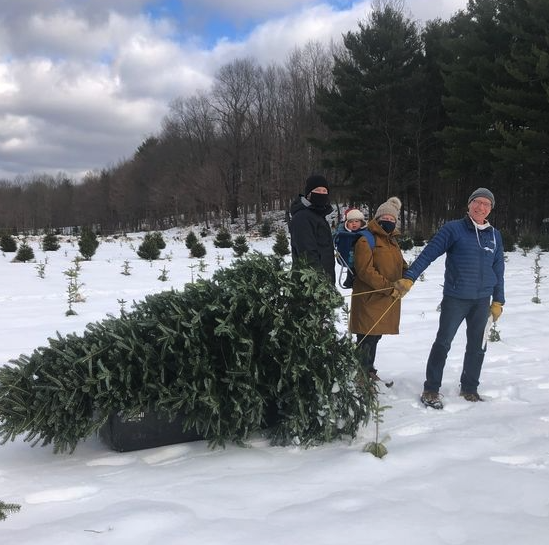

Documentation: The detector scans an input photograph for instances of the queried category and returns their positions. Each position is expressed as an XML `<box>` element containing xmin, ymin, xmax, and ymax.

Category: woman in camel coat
<box><xmin>349</xmin><ymin>196</ymin><xmax>407</xmax><ymax>380</ymax></box>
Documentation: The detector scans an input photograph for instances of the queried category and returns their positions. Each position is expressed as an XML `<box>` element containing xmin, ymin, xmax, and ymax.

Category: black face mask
<box><xmin>308</xmin><ymin>192</ymin><xmax>330</xmax><ymax>208</ymax></box>
<box><xmin>379</xmin><ymin>220</ymin><xmax>396</xmax><ymax>233</ymax></box>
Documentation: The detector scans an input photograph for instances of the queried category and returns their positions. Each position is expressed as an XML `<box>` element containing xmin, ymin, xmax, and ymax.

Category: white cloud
<box><xmin>0</xmin><ymin>0</ymin><xmax>468</xmax><ymax>181</ymax></box>
<box><xmin>114</xmin><ymin>35</ymin><xmax>213</xmax><ymax>100</ymax></box>
<box><xmin>216</xmin><ymin>2</ymin><xmax>369</xmax><ymax>66</ymax></box>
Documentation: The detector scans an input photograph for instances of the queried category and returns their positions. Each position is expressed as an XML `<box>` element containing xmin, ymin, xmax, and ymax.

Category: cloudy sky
<box><xmin>0</xmin><ymin>0</ymin><xmax>467</xmax><ymax>182</ymax></box>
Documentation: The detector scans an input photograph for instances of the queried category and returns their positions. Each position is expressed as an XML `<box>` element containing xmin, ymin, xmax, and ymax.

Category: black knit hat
<box><xmin>304</xmin><ymin>174</ymin><xmax>330</xmax><ymax>195</ymax></box>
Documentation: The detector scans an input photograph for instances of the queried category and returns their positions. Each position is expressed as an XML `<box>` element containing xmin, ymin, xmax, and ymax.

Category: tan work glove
<box><xmin>390</xmin><ymin>286</ymin><xmax>401</xmax><ymax>299</ymax></box>
<box><xmin>394</xmin><ymin>278</ymin><xmax>414</xmax><ymax>298</ymax></box>
<box><xmin>490</xmin><ymin>301</ymin><xmax>503</xmax><ymax>321</ymax></box>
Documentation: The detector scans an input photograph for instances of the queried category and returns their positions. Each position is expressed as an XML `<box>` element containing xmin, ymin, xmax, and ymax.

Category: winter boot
<box><xmin>420</xmin><ymin>391</ymin><xmax>444</xmax><ymax>410</ymax></box>
<box><xmin>460</xmin><ymin>391</ymin><xmax>484</xmax><ymax>402</ymax></box>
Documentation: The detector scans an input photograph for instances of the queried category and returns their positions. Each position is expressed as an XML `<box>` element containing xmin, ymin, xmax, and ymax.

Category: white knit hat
<box><xmin>345</xmin><ymin>208</ymin><xmax>365</xmax><ymax>222</ymax></box>
<box><xmin>375</xmin><ymin>197</ymin><xmax>402</xmax><ymax>221</ymax></box>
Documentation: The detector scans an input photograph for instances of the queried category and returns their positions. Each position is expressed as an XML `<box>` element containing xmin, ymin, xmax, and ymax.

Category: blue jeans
<box><xmin>424</xmin><ymin>295</ymin><xmax>491</xmax><ymax>394</ymax></box>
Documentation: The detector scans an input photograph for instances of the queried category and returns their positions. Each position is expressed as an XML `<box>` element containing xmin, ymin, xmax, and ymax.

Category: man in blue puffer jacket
<box><xmin>394</xmin><ymin>188</ymin><xmax>505</xmax><ymax>409</ymax></box>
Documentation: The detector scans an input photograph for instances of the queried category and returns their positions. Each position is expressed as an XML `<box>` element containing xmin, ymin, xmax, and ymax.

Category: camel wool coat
<box><xmin>349</xmin><ymin>219</ymin><xmax>407</xmax><ymax>335</ymax></box>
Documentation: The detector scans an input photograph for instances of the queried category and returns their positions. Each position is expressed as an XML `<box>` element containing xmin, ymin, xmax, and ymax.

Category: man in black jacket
<box><xmin>289</xmin><ymin>174</ymin><xmax>335</xmax><ymax>284</ymax></box>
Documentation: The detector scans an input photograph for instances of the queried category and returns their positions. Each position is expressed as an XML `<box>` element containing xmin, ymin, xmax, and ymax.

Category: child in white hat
<box><xmin>344</xmin><ymin>208</ymin><xmax>367</xmax><ymax>232</ymax></box>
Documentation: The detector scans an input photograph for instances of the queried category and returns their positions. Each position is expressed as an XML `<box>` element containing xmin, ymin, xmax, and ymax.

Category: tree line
<box><xmin>1</xmin><ymin>0</ymin><xmax>548</xmax><ymax>236</ymax></box>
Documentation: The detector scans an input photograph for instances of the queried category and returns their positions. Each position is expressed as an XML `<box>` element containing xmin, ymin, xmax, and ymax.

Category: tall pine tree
<box><xmin>437</xmin><ymin>0</ymin><xmax>513</xmax><ymax>213</ymax></box>
<box><xmin>487</xmin><ymin>0</ymin><xmax>549</xmax><ymax>231</ymax></box>
<box><xmin>314</xmin><ymin>4</ymin><xmax>425</xmax><ymax>208</ymax></box>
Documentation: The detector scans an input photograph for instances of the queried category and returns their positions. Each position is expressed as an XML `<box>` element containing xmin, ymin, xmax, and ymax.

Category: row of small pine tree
<box><xmin>1</xmin><ymin>232</ymin><xmax>61</xmax><ymax>253</ymax></box>
<box><xmin>0</xmin><ymin>229</ymin><xmax>99</xmax><ymax>262</ymax></box>
<box><xmin>1</xmin><ymin>226</ymin><xmax>291</xmax><ymax>262</ymax></box>
<box><xmin>139</xmin><ymin>228</ymin><xmax>291</xmax><ymax>260</ymax></box>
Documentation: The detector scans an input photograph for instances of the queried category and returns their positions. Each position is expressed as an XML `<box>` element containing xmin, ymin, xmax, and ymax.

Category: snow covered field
<box><xmin>1</xmin><ymin>229</ymin><xmax>548</xmax><ymax>544</ymax></box>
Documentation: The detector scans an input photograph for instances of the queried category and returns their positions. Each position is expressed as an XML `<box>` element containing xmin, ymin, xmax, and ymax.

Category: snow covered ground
<box><xmin>1</xmin><ymin>228</ymin><xmax>548</xmax><ymax>544</ymax></box>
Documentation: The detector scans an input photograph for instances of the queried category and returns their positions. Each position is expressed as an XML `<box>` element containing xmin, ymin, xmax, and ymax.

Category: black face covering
<box><xmin>379</xmin><ymin>220</ymin><xmax>396</xmax><ymax>233</ymax></box>
<box><xmin>308</xmin><ymin>192</ymin><xmax>330</xmax><ymax>208</ymax></box>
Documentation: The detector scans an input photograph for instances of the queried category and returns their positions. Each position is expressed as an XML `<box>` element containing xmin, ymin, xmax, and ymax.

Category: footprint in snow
<box><xmin>490</xmin><ymin>455</ymin><xmax>546</xmax><ymax>469</ymax></box>
<box><xmin>394</xmin><ymin>424</ymin><xmax>433</xmax><ymax>437</ymax></box>
<box><xmin>142</xmin><ymin>444</ymin><xmax>193</xmax><ymax>465</ymax></box>
<box><xmin>86</xmin><ymin>454</ymin><xmax>136</xmax><ymax>467</ymax></box>
<box><xmin>26</xmin><ymin>485</ymin><xmax>99</xmax><ymax>504</ymax></box>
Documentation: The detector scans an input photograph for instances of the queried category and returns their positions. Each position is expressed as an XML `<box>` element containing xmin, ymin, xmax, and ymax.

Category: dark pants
<box><xmin>424</xmin><ymin>295</ymin><xmax>491</xmax><ymax>394</ymax></box>
<box><xmin>357</xmin><ymin>334</ymin><xmax>382</xmax><ymax>373</ymax></box>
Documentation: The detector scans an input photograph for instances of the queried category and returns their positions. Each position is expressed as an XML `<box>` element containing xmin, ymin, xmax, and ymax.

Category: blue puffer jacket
<box><xmin>404</xmin><ymin>216</ymin><xmax>505</xmax><ymax>303</ymax></box>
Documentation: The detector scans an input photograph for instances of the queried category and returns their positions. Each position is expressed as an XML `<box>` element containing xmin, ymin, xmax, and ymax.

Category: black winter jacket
<box><xmin>289</xmin><ymin>196</ymin><xmax>335</xmax><ymax>284</ymax></box>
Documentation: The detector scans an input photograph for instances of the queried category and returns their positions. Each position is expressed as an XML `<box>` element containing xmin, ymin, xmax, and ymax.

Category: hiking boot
<box><xmin>460</xmin><ymin>391</ymin><xmax>484</xmax><ymax>402</ymax></box>
<box><xmin>420</xmin><ymin>391</ymin><xmax>444</xmax><ymax>410</ymax></box>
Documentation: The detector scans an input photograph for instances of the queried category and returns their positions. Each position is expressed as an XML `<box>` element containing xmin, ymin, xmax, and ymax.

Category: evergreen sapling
<box><xmin>121</xmin><ymin>260</ymin><xmax>132</xmax><ymax>275</ymax></box>
<box><xmin>15</xmin><ymin>241</ymin><xmax>34</xmax><ymax>262</ymax></box>
<box><xmin>260</xmin><ymin>219</ymin><xmax>273</xmax><ymax>238</ymax></box>
<box><xmin>64</xmin><ymin>265</ymin><xmax>85</xmax><ymax>315</ymax></box>
<box><xmin>232</xmin><ymin>235</ymin><xmax>249</xmax><ymax>257</ymax></box>
<box><xmin>519</xmin><ymin>232</ymin><xmax>535</xmax><ymax>256</ymax></box>
<box><xmin>214</xmin><ymin>227</ymin><xmax>232</xmax><ymax>248</ymax></box>
<box><xmin>137</xmin><ymin>233</ymin><xmax>160</xmax><ymax>260</ymax></box>
<box><xmin>35</xmin><ymin>261</ymin><xmax>46</xmax><ymax>278</ymax></box>
<box><xmin>158</xmin><ymin>266</ymin><xmax>169</xmax><ymax>282</ymax></box>
<box><xmin>188</xmin><ymin>262</ymin><xmax>198</xmax><ymax>282</ymax></box>
<box><xmin>531</xmin><ymin>251</ymin><xmax>544</xmax><ymax>304</ymax></box>
<box><xmin>42</xmin><ymin>232</ymin><xmax>60</xmax><ymax>251</ymax></box>
<box><xmin>362</xmin><ymin>377</ymin><xmax>390</xmax><ymax>458</ymax></box>
<box><xmin>185</xmin><ymin>231</ymin><xmax>198</xmax><ymax>249</ymax></box>
<box><xmin>273</xmin><ymin>229</ymin><xmax>290</xmax><ymax>257</ymax></box>
<box><xmin>118</xmin><ymin>298</ymin><xmax>127</xmax><ymax>315</ymax></box>
<box><xmin>190</xmin><ymin>241</ymin><xmax>206</xmax><ymax>258</ymax></box>
<box><xmin>79</xmin><ymin>227</ymin><xmax>99</xmax><ymax>260</ymax></box>
<box><xmin>0</xmin><ymin>500</ymin><xmax>21</xmax><ymax>522</ymax></box>
<box><xmin>539</xmin><ymin>233</ymin><xmax>549</xmax><ymax>252</ymax></box>
<box><xmin>0</xmin><ymin>233</ymin><xmax>17</xmax><ymax>253</ymax></box>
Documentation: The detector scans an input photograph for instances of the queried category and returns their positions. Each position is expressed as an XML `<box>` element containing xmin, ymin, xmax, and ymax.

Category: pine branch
<box><xmin>0</xmin><ymin>501</ymin><xmax>21</xmax><ymax>522</ymax></box>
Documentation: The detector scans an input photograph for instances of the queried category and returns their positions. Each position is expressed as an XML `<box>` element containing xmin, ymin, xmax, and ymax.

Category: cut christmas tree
<box><xmin>0</xmin><ymin>253</ymin><xmax>371</xmax><ymax>453</ymax></box>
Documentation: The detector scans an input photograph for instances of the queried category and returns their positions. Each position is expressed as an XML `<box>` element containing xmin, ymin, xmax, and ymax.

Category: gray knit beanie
<box><xmin>468</xmin><ymin>187</ymin><xmax>495</xmax><ymax>208</ymax></box>
<box><xmin>375</xmin><ymin>196</ymin><xmax>402</xmax><ymax>221</ymax></box>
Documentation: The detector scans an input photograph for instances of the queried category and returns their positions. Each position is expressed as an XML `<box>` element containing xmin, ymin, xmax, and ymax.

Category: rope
<box><xmin>348</xmin><ymin>286</ymin><xmax>393</xmax><ymax>298</ymax></box>
<box><xmin>356</xmin><ymin>294</ymin><xmax>401</xmax><ymax>346</ymax></box>
<box><xmin>342</xmin><ymin>286</ymin><xmax>393</xmax><ymax>335</ymax></box>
